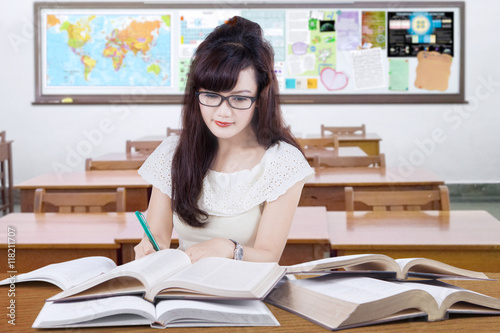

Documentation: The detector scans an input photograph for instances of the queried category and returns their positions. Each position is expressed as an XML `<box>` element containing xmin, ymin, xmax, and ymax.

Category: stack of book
<box><xmin>268</xmin><ymin>253</ymin><xmax>500</xmax><ymax>330</ymax></box>
<box><xmin>1</xmin><ymin>249</ymin><xmax>285</xmax><ymax>329</ymax></box>
<box><xmin>2</xmin><ymin>251</ymin><xmax>500</xmax><ymax>330</ymax></box>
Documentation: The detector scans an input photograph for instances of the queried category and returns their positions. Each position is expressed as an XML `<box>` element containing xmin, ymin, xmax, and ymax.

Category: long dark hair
<box><xmin>171</xmin><ymin>16</ymin><xmax>302</xmax><ymax>227</ymax></box>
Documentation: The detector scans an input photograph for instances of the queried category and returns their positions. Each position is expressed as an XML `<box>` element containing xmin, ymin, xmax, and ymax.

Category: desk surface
<box><xmin>328</xmin><ymin>210</ymin><xmax>500</xmax><ymax>247</ymax></box>
<box><xmin>0</xmin><ymin>207</ymin><xmax>329</xmax><ymax>269</ymax></box>
<box><xmin>92</xmin><ymin>152</ymin><xmax>149</xmax><ymax>162</ymax></box>
<box><xmin>0</xmin><ymin>213</ymin><xmax>137</xmax><ymax>247</ymax></box>
<box><xmin>306</xmin><ymin>166</ymin><xmax>444</xmax><ymax>187</ymax></box>
<box><xmin>15</xmin><ymin>170</ymin><xmax>151</xmax><ymax>189</ymax></box>
<box><xmin>303</xmin><ymin>146</ymin><xmax>367</xmax><ymax>160</ymax></box>
<box><xmin>0</xmin><ymin>274</ymin><xmax>499</xmax><ymax>332</ymax></box>
<box><xmin>327</xmin><ymin>210</ymin><xmax>500</xmax><ymax>272</ymax></box>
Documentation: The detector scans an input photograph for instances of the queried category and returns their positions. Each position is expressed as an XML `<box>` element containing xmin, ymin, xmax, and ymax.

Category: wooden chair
<box><xmin>313</xmin><ymin>153</ymin><xmax>386</xmax><ymax>168</ymax></box>
<box><xmin>166</xmin><ymin>127</ymin><xmax>182</xmax><ymax>136</ymax></box>
<box><xmin>34</xmin><ymin>187</ymin><xmax>126</xmax><ymax>213</ymax></box>
<box><xmin>297</xmin><ymin>136</ymin><xmax>340</xmax><ymax>150</ymax></box>
<box><xmin>0</xmin><ymin>131</ymin><xmax>14</xmax><ymax>214</ymax></box>
<box><xmin>85</xmin><ymin>158</ymin><xmax>143</xmax><ymax>171</ymax></box>
<box><xmin>321</xmin><ymin>124</ymin><xmax>366</xmax><ymax>136</ymax></box>
<box><xmin>125</xmin><ymin>140</ymin><xmax>158</xmax><ymax>155</ymax></box>
<box><xmin>344</xmin><ymin>185</ymin><xmax>451</xmax><ymax>211</ymax></box>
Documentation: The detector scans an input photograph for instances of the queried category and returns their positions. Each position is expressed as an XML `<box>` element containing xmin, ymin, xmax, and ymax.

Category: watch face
<box><xmin>235</xmin><ymin>245</ymin><xmax>244</xmax><ymax>260</ymax></box>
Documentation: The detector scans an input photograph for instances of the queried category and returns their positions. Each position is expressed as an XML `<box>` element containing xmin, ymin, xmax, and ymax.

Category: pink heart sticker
<box><xmin>320</xmin><ymin>68</ymin><xmax>349</xmax><ymax>91</ymax></box>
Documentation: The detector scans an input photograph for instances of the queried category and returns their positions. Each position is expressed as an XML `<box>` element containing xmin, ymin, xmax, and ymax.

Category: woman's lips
<box><xmin>214</xmin><ymin>120</ymin><xmax>233</xmax><ymax>127</ymax></box>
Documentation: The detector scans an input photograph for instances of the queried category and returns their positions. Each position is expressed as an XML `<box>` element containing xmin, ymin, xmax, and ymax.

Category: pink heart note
<box><xmin>320</xmin><ymin>68</ymin><xmax>349</xmax><ymax>91</ymax></box>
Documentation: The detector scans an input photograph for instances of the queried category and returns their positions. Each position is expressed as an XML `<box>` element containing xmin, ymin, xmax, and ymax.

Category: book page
<box><xmin>292</xmin><ymin>275</ymin><xmax>417</xmax><ymax>304</ymax></box>
<box><xmin>398</xmin><ymin>280</ymin><xmax>500</xmax><ymax>320</ymax></box>
<box><xmin>48</xmin><ymin>249</ymin><xmax>191</xmax><ymax>301</ymax></box>
<box><xmin>395</xmin><ymin>258</ymin><xmax>489</xmax><ymax>279</ymax></box>
<box><xmin>285</xmin><ymin>254</ymin><xmax>400</xmax><ymax>275</ymax></box>
<box><xmin>153</xmin><ymin>257</ymin><xmax>284</xmax><ymax>299</ymax></box>
<box><xmin>113</xmin><ymin>249</ymin><xmax>191</xmax><ymax>289</ymax></box>
<box><xmin>0</xmin><ymin>256</ymin><xmax>116</xmax><ymax>290</ymax></box>
<box><xmin>156</xmin><ymin>300</ymin><xmax>279</xmax><ymax>327</ymax></box>
<box><xmin>33</xmin><ymin>296</ymin><xmax>155</xmax><ymax>328</ymax></box>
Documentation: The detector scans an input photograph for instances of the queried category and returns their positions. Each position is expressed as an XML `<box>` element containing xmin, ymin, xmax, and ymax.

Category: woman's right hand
<box><xmin>134</xmin><ymin>237</ymin><xmax>158</xmax><ymax>259</ymax></box>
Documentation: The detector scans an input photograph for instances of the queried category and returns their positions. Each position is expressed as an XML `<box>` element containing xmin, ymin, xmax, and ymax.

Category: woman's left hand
<box><xmin>184</xmin><ymin>238</ymin><xmax>235</xmax><ymax>263</ymax></box>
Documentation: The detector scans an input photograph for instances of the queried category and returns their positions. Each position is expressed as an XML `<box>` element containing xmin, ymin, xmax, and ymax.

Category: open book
<box><xmin>266</xmin><ymin>274</ymin><xmax>500</xmax><ymax>331</ymax></box>
<box><xmin>33</xmin><ymin>296</ymin><xmax>279</xmax><ymax>329</ymax></box>
<box><xmin>285</xmin><ymin>254</ymin><xmax>490</xmax><ymax>280</ymax></box>
<box><xmin>0</xmin><ymin>256</ymin><xmax>117</xmax><ymax>290</ymax></box>
<box><xmin>45</xmin><ymin>249</ymin><xmax>285</xmax><ymax>302</ymax></box>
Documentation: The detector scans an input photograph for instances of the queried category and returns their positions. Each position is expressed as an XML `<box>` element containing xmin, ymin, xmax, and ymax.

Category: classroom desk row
<box><xmin>136</xmin><ymin>132</ymin><xmax>383</xmax><ymax>156</ymax></box>
<box><xmin>1</xmin><ymin>274</ymin><xmax>499</xmax><ymax>332</ymax></box>
<box><xmin>1</xmin><ymin>208</ymin><xmax>499</xmax><ymax>274</ymax></box>
<box><xmin>15</xmin><ymin>166</ymin><xmax>445</xmax><ymax>212</ymax></box>
<box><xmin>0</xmin><ymin>207</ymin><xmax>329</xmax><ymax>273</ymax></box>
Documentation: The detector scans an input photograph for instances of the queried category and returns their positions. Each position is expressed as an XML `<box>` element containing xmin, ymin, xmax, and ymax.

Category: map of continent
<box><xmin>45</xmin><ymin>14</ymin><xmax>171</xmax><ymax>87</ymax></box>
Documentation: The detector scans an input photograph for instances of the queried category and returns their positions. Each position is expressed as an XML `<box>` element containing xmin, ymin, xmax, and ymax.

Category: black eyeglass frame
<box><xmin>195</xmin><ymin>91</ymin><xmax>258</xmax><ymax>110</ymax></box>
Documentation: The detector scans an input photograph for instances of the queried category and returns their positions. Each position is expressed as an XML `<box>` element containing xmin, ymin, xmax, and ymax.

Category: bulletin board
<box><xmin>33</xmin><ymin>1</ymin><xmax>465</xmax><ymax>105</ymax></box>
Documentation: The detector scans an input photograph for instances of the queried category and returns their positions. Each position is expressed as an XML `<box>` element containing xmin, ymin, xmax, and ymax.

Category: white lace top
<box><xmin>138</xmin><ymin>135</ymin><xmax>314</xmax><ymax>250</ymax></box>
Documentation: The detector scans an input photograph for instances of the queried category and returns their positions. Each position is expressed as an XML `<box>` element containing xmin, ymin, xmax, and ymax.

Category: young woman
<box><xmin>135</xmin><ymin>16</ymin><xmax>313</xmax><ymax>263</ymax></box>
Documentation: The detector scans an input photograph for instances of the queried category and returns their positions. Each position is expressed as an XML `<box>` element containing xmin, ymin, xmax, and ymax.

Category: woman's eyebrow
<box><xmin>230</xmin><ymin>89</ymin><xmax>253</xmax><ymax>95</ymax></box>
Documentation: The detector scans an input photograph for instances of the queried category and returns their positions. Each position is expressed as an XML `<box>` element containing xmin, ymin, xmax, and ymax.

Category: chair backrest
<box><xmin>125</xmin><ymin>140</ymin><xmax>158</xmax><ymax>155</ymax></box>
<box><xmin>0</xmin><ymin>131</ymin><xmax>5</xmax><ymax>142</ymax></box>
<box><xmin>321</xmin><ymin>124</ymin><xmax>366</xmax><ymax>136</ymax></box>
<box><xmin>344</xmin><ymin>185</ymin><xmax>451</xmax><ymax>211</ymax></box>
<box><xmin>313</xmin><ymin>153</ymin><xmax>385</xmax><ymax>168</ymax></box>
<box><xmin>297</xmin><ymin>136</ymin><xmax>339</xmax><ymax>150</ymax></box>
<box><xmin>34</xmin><ymin>187</ymin><xmax>126</xmax><ymax>213</ymax></box>
<box><xmin>0</xmin><ymin>139</ymin><xmax>14</xmax><ymax>214</ymax></box>
<box><xmin>166</xmin><ymin>127</ymin><xmax>182</xmax><ymax>136</ymax></box>
<box><xmin>85</xmin><ymin>158</ymin><xmax>143</xmax><ymax>171</ymax></box>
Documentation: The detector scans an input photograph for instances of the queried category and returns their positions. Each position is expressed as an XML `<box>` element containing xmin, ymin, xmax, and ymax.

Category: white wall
<box><xmin>1</xmin><ymin>0</ymin><xmax>499</xmax><ymax>185</ymax></box>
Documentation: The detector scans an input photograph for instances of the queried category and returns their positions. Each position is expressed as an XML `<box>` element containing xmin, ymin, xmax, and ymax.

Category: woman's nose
<box><xmin>216</xmin><ymin>99</ymin><xmax>233</xmax><ymax>117</ymax></box>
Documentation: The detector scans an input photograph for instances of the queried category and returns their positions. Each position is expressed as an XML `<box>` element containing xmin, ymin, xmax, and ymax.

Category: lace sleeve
<box><xmin>137</xmin><ymin>136</ymin><xmax>179</xmax><ymax>197</ymax></box>
<box><xmin>264</xmin><ymin>142</ymin><xmax>314</xmax><ymax>202</ymax></box>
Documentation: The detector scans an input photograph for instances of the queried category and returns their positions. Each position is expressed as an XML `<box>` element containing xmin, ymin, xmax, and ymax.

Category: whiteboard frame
<box><xmin>33</xmin><ymin>1</ymin><xmax>465</xmax><ymax>105</ymax></box>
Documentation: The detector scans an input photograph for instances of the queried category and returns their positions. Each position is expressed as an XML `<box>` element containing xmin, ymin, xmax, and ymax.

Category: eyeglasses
<box><xmin>195</xmin><ymin>91</ymin><xmax>257</xmax><ymax>110</ymax></box>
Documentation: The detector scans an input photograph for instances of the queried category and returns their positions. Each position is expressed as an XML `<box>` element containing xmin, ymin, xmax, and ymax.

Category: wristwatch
<box><xmin>229</xmin><ymin>239</ymin><xmax>244</xmax><ymax>260</ymax></box>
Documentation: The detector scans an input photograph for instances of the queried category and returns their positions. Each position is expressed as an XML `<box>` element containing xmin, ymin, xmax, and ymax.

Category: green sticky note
<box><xmin>388</xmin><ymin>59</ymin><xmax>409</xmax><ymax>91</ymax></box>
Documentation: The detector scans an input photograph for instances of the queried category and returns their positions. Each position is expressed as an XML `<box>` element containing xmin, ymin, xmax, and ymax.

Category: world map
<box><xmin>45</xmin><ymin>14</ymin><xmax>171</xmax><ymax>87</ymax></box>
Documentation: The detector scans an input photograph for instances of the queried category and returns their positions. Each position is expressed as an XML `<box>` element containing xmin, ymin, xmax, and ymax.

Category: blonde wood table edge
<box><xmin>0</xmin><ymin>273</ymin><xmax>499</xmax><ymax>332</ymax></box>
<box><xmin>327</xmin><ymin>210</ymin><xmax>500</xmax><ymax>272</ymax></box>
<box><xmin>15</xmin><ymin>170</ymin><xmax>152</xmax><ymax>189</ymax></box>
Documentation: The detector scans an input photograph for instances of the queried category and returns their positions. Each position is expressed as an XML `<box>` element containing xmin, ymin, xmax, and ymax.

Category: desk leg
<box><xmin>19</xmin><ymin>190</ymin><xmax>34</xmax><ymax>212</ymax></box>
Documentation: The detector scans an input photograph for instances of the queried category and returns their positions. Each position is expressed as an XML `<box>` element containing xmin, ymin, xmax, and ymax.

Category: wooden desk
<box><xmin>327</xmin><ymin>210</ymin><xmax>500</xmax><ymax>272</ymax></box>
<box><xmin>334</xmin><ymin>133</ymin><xmax>382</xmax><ymax>155</ymax></box>
<box><xmin>1</xmin><ymin>274</ymin><xmax>499</xmax><ymax>332</ymax></box>
<box><xmin>116</xmin><ymin>206</ymin><xmax>330</xmax><ymax>266</ymax></box>
<box><xmin>89</xmin><ymin>152</ymin><xmax>148</xmax><ymax>170</ymax></box>
<box><xmin>303</xmin><ymin>146</ymin><xmax>366</xmax><ymax>161</ymax></box>
<box><xmin>0</xmin><ymin>213</ymin><xmax>138</xmax><ymax>273</ymax></box>
<box><xmin>301</xmin><ymin>167</ymin><xmax>445</xmax><ymax>211</ymax></box>
<box><xmin>0</xmin><ymin>207</ymin><xmax>328</xmax><ymax>273</ymax></box>
<box><xmin>297</xmin><ymin>133</ymin><xmax>382</xmax><ymax>156</ymax></box>
<box><xmin>137</xmin><ymin>134</ymin><xmax>381</xmax><ymax>156</ymax></box>
<box><xmin>16</xmin><ymin>170</ymin><xmax>152</xmax><ymax>212</ymax></box>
